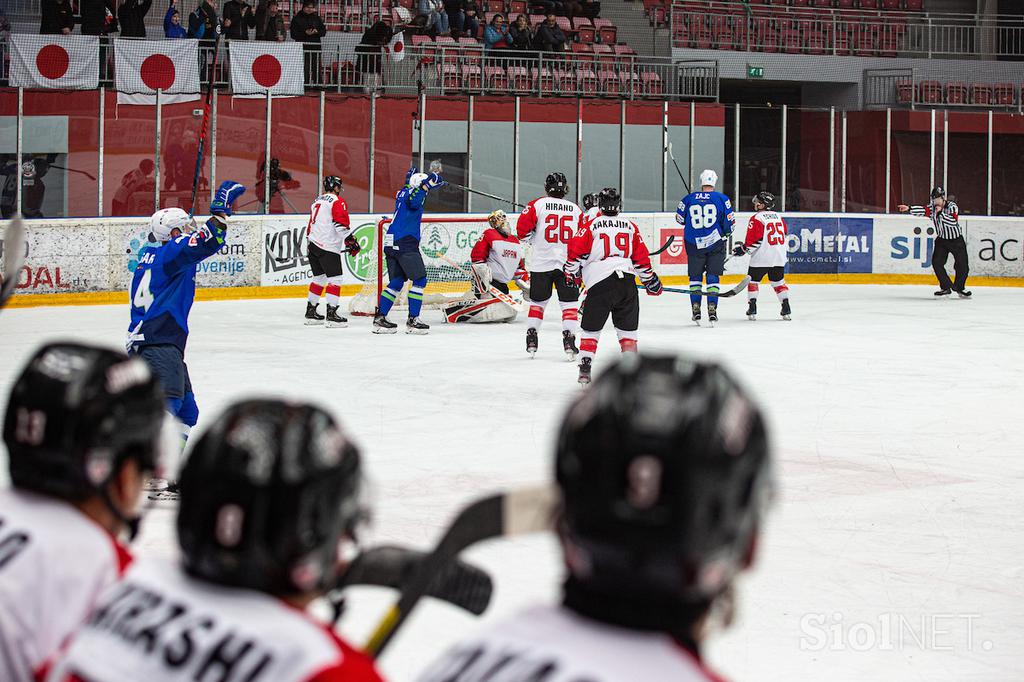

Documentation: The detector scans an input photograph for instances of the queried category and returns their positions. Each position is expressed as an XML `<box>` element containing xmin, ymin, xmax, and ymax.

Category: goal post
<box><xmin>348</xmin><ymin>215</ymin><xmax>497</xmax><ymax>316</ymax></box>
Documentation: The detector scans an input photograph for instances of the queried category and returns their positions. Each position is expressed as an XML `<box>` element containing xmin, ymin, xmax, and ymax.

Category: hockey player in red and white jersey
<box><xmin>580</xmin><ymin>191</ymin><xmax>602</xmax><ymax>229</ymax></box>
<box><xmin>445</xmin><ymin>210</ymin><xmax>528</xmax><ymax>323</ymax></box>
<box><xmin>416</xmin><ymin>354</ymin><xmax>774</xmax><ymax>682</ymax></box>
<box><xmin>47</xmin><ymin>399</ymin><xmax>385</xmax><ymax>682</ymax></box>
<box><xmin>516</xmin><ymin>172</ymin><xmax>583</xmax><ymax>360</ymax></box>
<box><xmin>731</xmin><ymin>191</ymin><xmax>791</xmax><ymax>321</ymax></box>
<box><xmin>304</xmin><ymin>175</ymin><xmax>361</xmax><ymax>328</ymax></box>
<box><xmin>0</xmin><ymin>343</ymin><xmax>166</xmax><ymax>682</ymax></box>
<box><xmin>563</xmin><ymin>188</ymin><xmax>662</xmax><ymax>385</ymax></box>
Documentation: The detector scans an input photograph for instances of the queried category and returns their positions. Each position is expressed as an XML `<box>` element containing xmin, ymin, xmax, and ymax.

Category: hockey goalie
<box><xmin>444</xmin><ymin>210</ymin><xmax>528</xmax><ymax>324</ymax></box>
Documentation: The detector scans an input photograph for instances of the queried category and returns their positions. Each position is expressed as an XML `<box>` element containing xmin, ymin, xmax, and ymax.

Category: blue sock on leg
<box><xmin>408</xmin><ymin>277</ymin><xmax>427</xmax><ymax>318</ymax></box>
<box><xmin>706</xmin><ymin>273</ymin><xmax>720</xmax><ymax>307</ymax></box>
<box><xmin>379</xmin><ymin>278</ymin><xmax>404</xmax><ymax>317</ymax></box>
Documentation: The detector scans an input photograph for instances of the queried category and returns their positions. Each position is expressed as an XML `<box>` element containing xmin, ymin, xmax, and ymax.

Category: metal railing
<box><xmin>864</xmin><ymin>67</ymin><xmax>1024</xmax><ymax>111</ymax></box>
<box><xmin>671</xmin><ymin>8</ymin><xmax>1024</xmax><ymax>58</ymax></box>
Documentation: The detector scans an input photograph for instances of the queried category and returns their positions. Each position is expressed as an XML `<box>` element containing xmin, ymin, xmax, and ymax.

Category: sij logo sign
<box><xmin>890</xmin><ymin>226</ymin><xmax>935</xmax><ymax>269</ymax></box>
<box><xmin>658</xmin><ymin>228</ymin><xmax>687</xmax><ymax>265</ymax></box>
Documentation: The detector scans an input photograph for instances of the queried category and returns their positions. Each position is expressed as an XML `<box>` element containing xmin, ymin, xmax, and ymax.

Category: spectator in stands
<box><xmin>255</xmin><ymin>0</ymin><xmax>287</xmax><ymax>40</ymax></box>
<box><xmin>187</xmin><ymin>0</ymin><xmax>218</xmax><ymax>38</ymax></box>
<box><xmin>164</xmin><ymin>0</ymin><xmax>187</xmax><ymax>38</ymax></box>
<box><xmin>508</xmin><ymin>14</ymin><xmax>534</xmax><ymax>52</ymax></box>
<box><xmin>223</xmin><ymin>0</ymin><xmax>256</xmax><ymax>38</ymax></box>
<box><xmin>118</xmin><ymin>0</ymin><xmax>153</xmax><ymax>37</ymax></box>
<box><xmin>417</xmin><ymin>0</ymin><xmax>450</xmax><ymax>37</ymax></box>
<box><xmin>356</xmin><ymin>19</ymin><xmax>394</xmax><ymax>90</ymax></box>
<box><xmin>483</xmin><ymin>13</ymin><xmax>511</xmax><ymax>50</ymax></box>
<box><xmin>0</xmin><ymin>9</ymin><xmax>11</xmax><ymax>41</ymax></box>
<box><xmin>534</xmin><ymin>13</ymin><xmax>567</xmax><ymax>52</ymax></box>
<box><xmin>580</xmin><ymin>0</ymin><xmax>599</xmax><ymax>19</ymax></box>
<box><xmin>79</xmin><ymin>0</ymin><xmax>118</xmax><ymax>35</ymax></box>
<box><xmin>41</xmin><ymin>0</ymin><xmax>75</xmax><ymax>34</ymax></box>
<box><xmin>443</xmin><ymin>0</ymin><xmax>465</xmax><ymax>37</ymax></box>
<box><xmin>291</xmin><ymin>0</ymin><xmax>327</xmax><ymax>85</ymax></box>
<box><xmin>463</xmin><ymin>0</ymin><xmax>481</xmax><ymax>39</ymax></box>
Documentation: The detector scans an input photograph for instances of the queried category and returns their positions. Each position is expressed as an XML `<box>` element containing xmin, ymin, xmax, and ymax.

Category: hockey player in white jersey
<box><xmin>47</xmin><ymin>398</ymin><xmax>384</xmax><ymax>682</ymax></box>
<box><xmin>416</xmin><ymin>353</ymin><xmax>774</xmax><ymax>682</ymax></box>
<box><xmin>444</xmin><ymin>210</ymin><xmax>527</xmax><ymax>323</ymax></box>
<box><xmin>516</xmin><ymin>172</ymin><xmax>583</xmax><ymax>359</ymax></box>
<box><xmin>304</xmin><ymin>175</ymin><xmax>361</xmax><ymax>328</ymax></box>
<box><xmin>0</xmin><ymin>343</ymin><xmax>166</xmax><ymax>682</ymax></box>
<box><xmin>732</xmin><ymin>191</ymin><xmax>791</xmax><ymax>320</ymax></box>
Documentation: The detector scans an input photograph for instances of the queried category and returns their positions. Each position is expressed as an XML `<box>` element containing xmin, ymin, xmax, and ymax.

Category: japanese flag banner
<box><xmin>10</xmin><ymin>35</ymin><xmax>100</xmax><ymax>90</ymax></box>
<box><xmin>229</xmin><ymin>42</ymin><xmax>304</xmax><ymax>97</ymax></box>
<box><xmin>115</xmin><ymin>38</ymin><xmax>201</xmax><ymax>105</ymax></box>
<box><xmin>388</xmin><ymin>32</ymin><xmax>405</xmax><ymax>62</ymax></box>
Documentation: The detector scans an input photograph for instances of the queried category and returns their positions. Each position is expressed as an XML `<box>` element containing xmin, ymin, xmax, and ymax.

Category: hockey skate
<box><xmin>325</xmin><ymin>304</ymin><xmax>348</xmax><ymax>328</ymax></box>
<box><xmin>781</xmin><ymin>299</ymin><xmax>792</xmax><ymax>320</ymax></box>
<box><xmin>691</xmin><ymin>302</ymin><xmax>702</xmax><ymax>326</ymax></box>
<box><xmin>707</xmin><ymin>303</ymin><xmax>718</xmax><ymax>326</ymax></box>
<box><xmin>934</xmin><ymin>288</ymin><xmax>952</xmax><ymax>296</ymax></box>
<box><xmin>578</xmin><ymin>357</ymin><xmax>593</xmax><ymax>386</ymax></box>
<box><xmin>526</xmin><ymin>328</ymin><xmax>538</xmax><ymax>357</ymax></box>
<box><xmin>373</xmin><ymin>312</ymin><xmax>398</xmax><ymax>334</ymax></box>
<box><xmin>562</xmin><ymin>330</ymin><xmax>578</xmax><ymax>361</ymax></box>
<box><xmin>746</xmin><ymin>299</ymin><xmax>757</xmax><ymax>320</ymax></box>
<box><xmin>304</xmin><ymin>302</ymin><xmax>325</xmax><ymax>325</ymax></box>
<box><xmin>406</xmin><ymin>316</ymin><xmax>430</xmax><ymax>335</ymax></box>
<box><xmin>955</xmin><ymin>289</ymin><xmax>972</xmax><ymax>298</ymax></box>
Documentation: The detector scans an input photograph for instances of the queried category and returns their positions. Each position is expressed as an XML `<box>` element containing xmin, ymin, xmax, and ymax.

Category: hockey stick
<box><xmin>364</xmin><ymin>485</ymin><xmax>556</xmax><ymax>658</ymax></box>
<box><xmin>449</xmin><ymin>182</ymin><xmax>526</xmax><ymax>211</ymax></box>
<box><xmin>667</xmin><ymin>142</ymin><xmax>691</xmax><ymax>195</ymax></box>
<box><xmin>188</xmin><ymin>22</ymin><xmax>224</xmax><ymax>218</ymax></box>
<box><xmin>641</xmin><ymin>275</ymin><xmax>751</xmax><ymax>298</ymax></box>
<box><xmin>335</xmin><ymin>545</ymin><xmax>493</xmax><ymax>616</ymax></box>
<box><xmin>648</xmin><ymin>234</ymin><xmax>675</xmax><ymax>256</ymax></box>
<box><xmin>48</xmin><ymin>164</ymin><xmax>97</xmax><ymax>181</ymax></box>
<box><xmin>1</xmin><ymin>216</ymin><xmax>26</xmax><ymax>310</ymax></box>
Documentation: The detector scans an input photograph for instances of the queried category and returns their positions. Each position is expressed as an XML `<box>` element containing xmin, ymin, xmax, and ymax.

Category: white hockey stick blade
<box><xmin>1</xmin><ymin>216</ymin><xmax>26</xmax><ymax>309</ymax></box>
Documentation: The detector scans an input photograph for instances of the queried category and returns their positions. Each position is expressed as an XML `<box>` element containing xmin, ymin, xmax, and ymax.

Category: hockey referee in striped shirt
<box><xmin>899</xmin><ymin>186</ymin><xmax>971</xmax><ymax>298</ymax></box>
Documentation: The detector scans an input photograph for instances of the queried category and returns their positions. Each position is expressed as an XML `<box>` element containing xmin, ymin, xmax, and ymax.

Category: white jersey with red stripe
<box><xmin>566</xmin><ymin>215</ymin><xmax>654</xmax><ymax>289</ymax></box>
<box><xmin>46</xmin><ymin>558</ymin><xmax>384</xmax><ymax>682</ymax></box>
<box><xmin>416</xmin><ymin>605</ymin><xmax>726</xmax><ymax>682</ymax></box>
<box><xmin>306</xmin><ymin>193</ymin><xmax>351</xmax><ymax>255</ymax></box>
<box><xmin>0</xmin><ymin>488</ymin><xmax>132</xmax><ymax>682</ymax></box>
<box><xmin>743</xmin><ymin>211</ymin><xmax>788</xmax><ymax>268</ymax></box>
<box><xmin>581</xmin><ymin>206</ymin><xmax>602</xmax><ymax>230</ymax></box>
<box><xmin>516</xmin><ymin>196</ymin><xmax>583</xmax><ymax>272</ymax></box>
<box><xmin>470</xmin><ymin>228</ymin><xmax>525</xmax><ymax>284</ymax></box>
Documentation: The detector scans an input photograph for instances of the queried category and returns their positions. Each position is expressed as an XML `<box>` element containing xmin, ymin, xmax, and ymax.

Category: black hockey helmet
<box><xmin>555</xmin><ymin>354</ymin><xmax>773</xmax><ymax>604</ymax></box>
<box><xmin>3</xmin><ymin>342</ymin><xmax>166</xmax><ymax>502</ymax></box>
<box><xmin>582</xmin><ymin>192</ymin><xmax>599</xmax><ymax>211</ymax></box>
<box><xmin>930</xmin><ymin>186</ymin><xmax>946</xmax><ymax>200</ymax></box>
<box><xmin>545</xmin><ymin>172</ymin><xmax>568</xmax><ymax>198</ymax></box>
<box><xmin>178</xmin><ymin>399</ymin><xmax>366</xmax><ymax>595</ymax></box>
<box><xmin>597</xmin><ymin>187</ymin><xmax>621</xmax><ymax>216</ymax></box>
<box><xmin>324</xmin><ymin>175</ymin><xmax>343</xmax><ymax>193</ymax></box>
<box><xmin>752</xmin><ymin>191</ymin><xmax>776</xmax><ymax>211</ymax></box>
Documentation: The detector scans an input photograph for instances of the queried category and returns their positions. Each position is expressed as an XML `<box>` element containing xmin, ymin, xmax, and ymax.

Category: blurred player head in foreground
<box><xmin>555</xmin><ymin>353</ymin><xmax>773</xmax><ymax>641</ymax></box>
<box><xmin>177</xmin><ymin>399</ymin><xmax>367</xmax><ymax>601</ymax></box>
<box><xmin>4</xmin><ymin>342</ymin><xmax>167</xmax><ymax>539</ymax></box>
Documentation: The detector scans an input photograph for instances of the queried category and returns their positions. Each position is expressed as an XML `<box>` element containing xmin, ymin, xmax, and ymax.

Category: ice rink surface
<box><xmin>2</xmin><ymin>284</ymin><xmax>1023</xmax><ymax>681</ymax></box>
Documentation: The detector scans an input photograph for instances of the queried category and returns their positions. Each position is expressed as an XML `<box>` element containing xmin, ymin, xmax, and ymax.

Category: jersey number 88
<box><xmin>688</xmin><ymin>204</ymin><xmax>718</xmax><ymax>229</ymax></box>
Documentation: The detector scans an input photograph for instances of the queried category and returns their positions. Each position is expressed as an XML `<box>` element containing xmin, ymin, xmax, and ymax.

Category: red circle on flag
<box><xmin>140</xmin><ymin>54</ymin><xmax>176</xmax><ymax>91</ymax></box>
<box><xmin>393</xmin><ymin>40</ymin><xmax>404</xmax><ymax>54</ymax></box>
<box><xmin>252</xmin><ymin>55</ymin><xmax>282</xmax><ymax>88</ymax></box>
<box><xmin>37</xmin><ymin>45</ymin><xmax>70</xmax><ymax>80</ymax></box>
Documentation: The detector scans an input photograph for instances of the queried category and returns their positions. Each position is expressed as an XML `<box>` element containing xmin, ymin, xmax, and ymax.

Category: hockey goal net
<box><xmin>349</xmin><ymin>216</ymin><xmax>495</xmax><ymax>316</ymax></box>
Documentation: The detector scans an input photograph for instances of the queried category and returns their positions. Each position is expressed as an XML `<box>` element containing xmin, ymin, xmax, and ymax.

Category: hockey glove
<box><xmin>405</xmin><ymin>166</ymin><xmax>419</xmax><ymax>184</ymax></box>
<box><xmin>427</xmin><ymin>172</ymin><xmax>446</xmax><ymax>188</ymax></box>
<box><xmin>732</xmin><ymin>244</ymin><xmax>748</xmax><ymax>257</ymax></box>
<box><xmin>210</xmin><ymin>181</ymin><xmax>246</xmax><ymax>216</ymax></box>
<box><xmin>642</xmin><ymin>272</ymin><xmax>663</xmax><ymax>296</ymax></box>
<box><xmin>564</xmin><ymin>268</ymin><xmax>582</xmax><ymax>289</ymax></box>
<box><xmin>344</xmin><ymin>234</ymin><xmax>361</xmax><ymax>255</ymax></box>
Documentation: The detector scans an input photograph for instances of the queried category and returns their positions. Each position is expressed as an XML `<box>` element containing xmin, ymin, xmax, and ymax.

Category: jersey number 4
<box><xmin>133</xmin><ymin>269</ymin><xmax>155</xmax><ymax>312</ymax></box>
<box><xmin>598</xmin><ymin>231</ymin><xmax>631</xmax><ymax>258</ymax></box>
<box><xmin>543</xmin><ymin>214</ymin><xmax>575</xmax><ymax>243</ymax></box>
<box><xmin>688</xmin><ymin>204</ymin><xmax>718</xmax><ymax>229</ymax></box>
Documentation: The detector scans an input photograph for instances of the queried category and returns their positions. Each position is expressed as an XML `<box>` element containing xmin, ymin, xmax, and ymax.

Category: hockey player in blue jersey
<box><xmin>126</xmin><ymin>180</ymin><xmax>246</xmax><ymax>493</ymax></box>
<box><xmin>373</xmin><ymin>166</ymin><xmax>446</xmax><ymax>335</ymax></box>
<box><xmin>676</xmin><ymin>169</ymin><xmax>735</xmax><ymax>325</ymax></box>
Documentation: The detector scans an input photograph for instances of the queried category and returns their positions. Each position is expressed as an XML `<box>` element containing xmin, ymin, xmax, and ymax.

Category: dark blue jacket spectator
<box><xmin>165</xmin><ymin>5</ymin><xmax>187</xmax><ymax>37</ymax></box>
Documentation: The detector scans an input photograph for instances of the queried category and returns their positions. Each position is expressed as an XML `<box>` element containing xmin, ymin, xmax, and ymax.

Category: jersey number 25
<box><xmin>765</xmin><ymin>222</ymin><xmax>785</xmax><ymax>246</ymax></box>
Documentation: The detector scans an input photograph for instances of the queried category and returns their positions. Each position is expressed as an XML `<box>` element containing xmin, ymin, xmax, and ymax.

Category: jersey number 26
<box><xmin>544</xmin><ymin>214</ymin><xmax>575</xmax><ymax>243</ymax></box>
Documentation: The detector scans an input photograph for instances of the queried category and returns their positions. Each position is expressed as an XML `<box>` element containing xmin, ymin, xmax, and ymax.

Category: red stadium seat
<box><xmin>881</xmin><ymin>0</ymin><xmax>900</xmax><ymax>8</ymax></box>
<box><xmin>852</xmin><ymin>29</ymin><xmax>875</xmax><ymax>56</ymax></box>
<box><xmin>691</xmin><ymin>27</ymin><xmax>713</xmax><ymax>48</ymax></box>
<box><xmin>532</xmin><ymin>68</ymin><xmax>557</xmax><ymax>93</ymax></box>
<box><xmin>483</xmin><ymin>0</ymin><xmax>504</xmax><ymax>11</ymax></box>
<box><xmin>640</xmin><ymin>70</ymin><xmax>663</xmax><ymax>97</ymax></box>
<box><xmin>860</xmin><ymin>0</ymin><xmax>880</xmax><ymax>9</ymax></box>
<box><xmin>971</xmin><ymin>84</ymin><xmax>993</xmax><ymax>105</ymax></box>
<box><xmin>577</xmin><ymin>69</ymin><xmax>599</xmax><ymax>95</ymax></box>
<box><xmin>835</xmin><ymin>0</ymin><xmax>855</xmax><ymax>7</ymax></box>
<box><xmin>507</xmin><ymin>66</ymin><xmax>531</xmax><ymax>93</ymax></box>
<box><xmin>592</xmin><ymin>43</ymin><xmax>616</xmax><ymax>65</ymax></box>
<box><xmin>619</xmin><ymin>70</ymin><xmax>641</xmax><ymax>95</ymax></box>
<box><xmin>877</xmin><ymin>31</ymin><xmax>897</xmax><ymax>56</ymax></box>
<box><xmin>780</xmin><ymin>28</ymin><xmax>802</xmax><ymax>53</ymax></box>
<box><xmin>571</xmin><ymin>42</ymin><xmax>595</xmax><ymax>60</ymax></box>
<box><xmin>484</xmin><ymin>66</ymin><xmax>508</xmax><ymax>90</ymax></box>
<box><xmin>903</xmin><ymin>0</ymin><xmax>922</xmax><ymax>9</ymax></box>
<box><xmin>896</xmin><ymin>80</ymin><xmax>914</xmax><ymax>103</ymax></box>
<box><xmin>993</xmin><ymin>83</ymin><xmax>1015</xmax><ymax>105</ymax></box>
<box><xmin>462</xmin><ymin>65</ymin><xmax>483</xmax><ymax>90</ymax></box>
<box><xmin>509</xmin><ymin>0</ymin><xmax>526</xmax><ymax>12</ymax></box>
<box><xmin>945</xmin><ymin>81</ymin><xmax>968</xmax><ymax>104</ymax></box>
<box><xmin>440</xmin><ymin>63</ymin><xmax>460</xmax><ymax>89</ymax></box>
<box><xmin>805</xmin><ymin>30</ymin><xmax>826</xmax><ymax>54</ymax></box>
<box><xmin>598</xmin><ymin>69</ymin><xmax>621</xmax><ymax>96</ymax></box>
<box><xmin>918</xmin><ymin>80</ymin><xmax>942</xmax><ymax>103</ymax></box>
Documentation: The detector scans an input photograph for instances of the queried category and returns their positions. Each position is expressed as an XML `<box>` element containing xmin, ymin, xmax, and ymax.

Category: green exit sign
<box><xmin>747</xmin><ymin>65</ymin><xmax>765</xmax><ymax>79</ymax></box>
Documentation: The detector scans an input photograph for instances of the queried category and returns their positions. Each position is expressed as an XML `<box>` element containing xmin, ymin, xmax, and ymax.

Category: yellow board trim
<box><xmin>5</xmin><ymin>275</ymin><xmax>1023</xmax><ymax>308</ymax></box>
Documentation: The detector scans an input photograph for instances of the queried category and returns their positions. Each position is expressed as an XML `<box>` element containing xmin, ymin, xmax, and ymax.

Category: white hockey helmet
<box><xmin>149</xmin><ymin>207</ymin><xmax>194</xmax><ymax>242</ymax></box>
<box><xmin>408</xmin><ymin>172</ymin><xmax>430</xmax><ymax>189</ymax></box>
<box><xmin>699</xmin><ymin>169</ymin><xmax>718</xmax><ymax>189</ymax></box>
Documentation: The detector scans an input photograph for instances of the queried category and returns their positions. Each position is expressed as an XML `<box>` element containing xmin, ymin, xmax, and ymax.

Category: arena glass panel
<box><xmin>845</xmin><ymin>111</ymin><xmax>888</xmax><ymax>214</ymax></box>
<box><xmin>269</xmin><ymin>94</ymin><xmax>321</xmax><ymax>215</ymax></box>
<box><xmin>469</xmin><ymin>97</ymin><xmax>515</xmax><ymax>216</ymax></box>
<box><xmin>944</xmin><ymin>112</ymin><xmax>989</xmax><ymax>216</ymax></box>
<box><xmin>103</xmin><ymin>90</ymin><xmax>156</xmax><ymax>218</ymax></box>
<box><xmin>991</xmin><ymin>114</ymin><xmax>1024</xmax><ymax>216</ymax></box>
<box><xmin>623</xmin><ymin>101</ymin><xmax>664</xmax><ymax>212</ymax></box>
<box><xmin>891</xmin><ymin>111</ymin><xmax>934</xmax><ymax>211</ymax></box>
<box><xmin>0</xmin><ymin>89</ymin><xmax>17</xmax><ymax>220</ymax></box>
<box><xmin>788</xmin><ymin>108</ymin><xmax>831</xmax><ymax>212</ymax></box>
<box><xmin>213</xmin><ymin>96</ymin><xmax>267</xmax><ymax>215</ymax></box>
<box><xmin>158</xmin><ymin>100</ymin><xmax>210</xmax><ymax>213</ymax></box>
<box><xmin>519</xmin><ymin>99</ymin><xmax>579</xmax><ymax>208</ymax></box>
<box><xmin>323</xmin><ymin>94</ymin><xmax>371</xmax><ymax>214</ymax></box>
<box><xmin>737</xmin><ymin>105</ymin><xmax>782</xmax><ymax>214</ymax></box>
<box><xmin>581</xmin><ymin>100</ymin><xmax>621</xmax><ymax>205</ymax></box>
<box><xmin>371</xmin><ymin>96</ymin><xmax>419</xmax><ymax>213</ymax></box>
<box><xmin>418</xmin><ymin>96</ymin><xmax>470</xmax><ymax>214</ymax></box>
